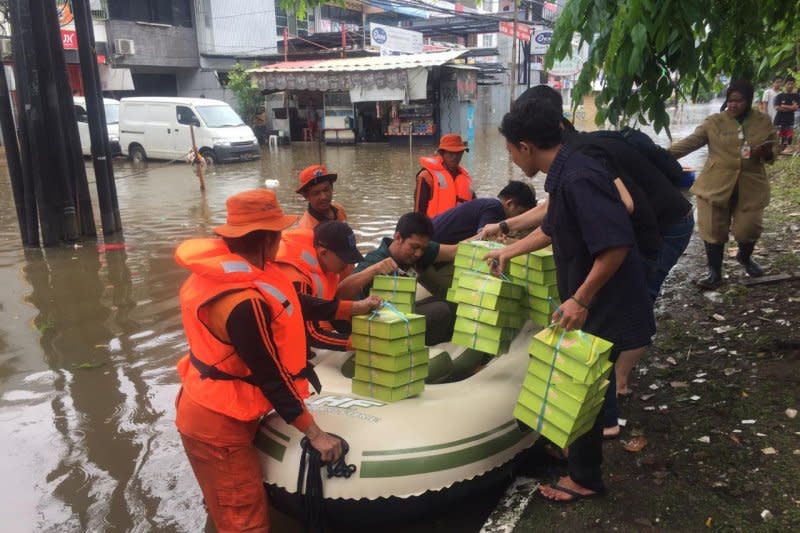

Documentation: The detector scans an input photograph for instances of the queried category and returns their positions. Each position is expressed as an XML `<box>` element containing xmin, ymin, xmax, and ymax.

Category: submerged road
<box><xmin>0</xmin><ymin>104</ymin><xmax>712</xmax><ymax>532</ymax></box>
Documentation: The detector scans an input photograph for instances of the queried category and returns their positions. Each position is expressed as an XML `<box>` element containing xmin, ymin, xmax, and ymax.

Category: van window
<box><xmin>196</xmin><ymin>105</ymin><xmax>245</xmax><ymax>128</ymax></box>
<box><xmin>75</xmin><ymin>105</ymin><xmax>88</xmax><ymax>123</ymax></box>
<box><xmin>176</xmin><ymin>106</ymin><xmax>200</xmax><ymax>126</ymax></box>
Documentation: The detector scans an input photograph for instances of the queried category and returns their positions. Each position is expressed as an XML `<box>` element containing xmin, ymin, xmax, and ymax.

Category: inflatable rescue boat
<box><xmin>255</xmin><ymin>321</ymin><xmax>539</xmax><ymax>522</ymax></box>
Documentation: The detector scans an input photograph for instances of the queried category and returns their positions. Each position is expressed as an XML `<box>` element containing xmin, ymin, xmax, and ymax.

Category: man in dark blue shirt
<box><xmin>486</xmin><ymin>98</ymin><xmax>655</xmax><ymax>503</ymax></box>
<box><xmin>431</xmin><ymin>181</ymin><xmax>536</xmax><ymax>245</ymax></box>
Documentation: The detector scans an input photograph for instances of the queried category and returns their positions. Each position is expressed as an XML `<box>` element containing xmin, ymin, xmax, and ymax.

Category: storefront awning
<box><xmin>248</xmin><ymin>50</ymin><xmax>467</xmax><ymax>98</ymax></box>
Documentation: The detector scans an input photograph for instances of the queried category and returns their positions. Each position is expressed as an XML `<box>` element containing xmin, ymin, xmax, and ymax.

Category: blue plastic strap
<box><xmin>380</xmin><ymin>301</ymin><xmax>414</xmax><ymax>394</ymax></box>
<box><xmin>535</xmin><ymin>327</ymin><xmax>566</xmax><ymax>433</ymax></box>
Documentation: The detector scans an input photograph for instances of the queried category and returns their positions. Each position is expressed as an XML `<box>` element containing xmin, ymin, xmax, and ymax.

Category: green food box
<box><xmin>528</xmin><ymin>309</ymin><xmax>552</xmax><ymax>327</ymax></box>
<box><xmin>513</xmin><ymin>398</ymin><xmax>600</xmax><ymax>448</ymax></box>
<box><xmin>526</xmin><ymin>356</ymin><xmax>612</xmax><ymax>405</ymax></box>
<box><xmin>527</xmin><ymin>295</ymin><xmax>559</xmax><ymax>314</ymax></box>
<box><xmin>528</xmin><ymin>327</ymin><xmax>614</xmax><ymax>383</ymax></box>
<box><xmin>354</xmin><ymin>363</ymin><xmax>429</xmax><ymax>387</ymax></box>
<box><xmin>456</xmin><ymin>303</ymin><xmax>524</xmax><ymax>329</ymax></box>
<box><xmin>510</xmin><ymin>247</ymin><xmax>556</xmax><ymax>271</ymax></box>
<box><xmin>456</xmin><ymin>271</ymin><xmax>523</xmax><ymax>299</ymax></box>
<box><xmin>453</xmin><ymin>288</ymin><xmax>521</xmax><ymax>311</ymax></box>
<box><xmin>454</xmin><ymin>254</ymin><xmax>493</xmax><ymax>273</ymax></box>
<box><xmin>351</xmin><ymin>332</ymin><xmax>427</xmax><ymax>355</ymax></box>
<box><xmin>509</xmin><ymin>263</ymin><xmax>558</xmax><ymax>285</ymax></box>
<box><xmin>352</xmin><ymin>378</ymin><xmax>425</xmax><ymax>402</ymax></box>
<box><xmin>456</xmin><ymin>240</ymin><xmax>504</xmax><ymax>259</ymax></box>
<box><xmin>370</xmin><ymin>288</ymin><xmax>416</xmax><ymax>306</ymax></box>
<box><xmin>446</xmin><ymin>287</ymin><xmax>459</xmax><ymax>303</ymax></box>
<box><xmin>354</xmin><ymin>349</ymin><xmax>429</xmax><ymax>372</ymax></box>
<box><xmin>451</xmin><ymin>331</ymin><xmax>510</xmax><ymax>355</ymax></box>
<box><xmin>521</xmin><ymin>372</ymin><xmax>610</xmax><ymax>419</ymax></box>
<box><xmin>372</xmin><ymin>275</ymin><xmax>417</xmax><ymax>293</ymax></box>
<box><xmin>515</xmin><ymin>386</ymin><xmax>604</xmax><ymax>435</ymax></box>
<box><xmin>521</xmin><ymin>282</ymin><xmax>560</xmax><ymax>300</ymax></box>
<box><xmin>453</xmin><ymin>316</ymin><xmax>515</xmax><ymax>342</ymax></box>
<box><xmin>351</xmin><ymin>311</ymin><xmax>426</xmax><ymax>339</ymax></box>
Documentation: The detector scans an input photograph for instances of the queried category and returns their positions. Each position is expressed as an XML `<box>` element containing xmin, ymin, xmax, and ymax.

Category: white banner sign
<box><xmin>370</xmin><ymin>23</ymin><xmax>423</xmax><ymax>55</ymax></box>
<box><xmin>531</xmin><ymin>26</ymin><xmax>552</xmax><ymax>55</ymax></box>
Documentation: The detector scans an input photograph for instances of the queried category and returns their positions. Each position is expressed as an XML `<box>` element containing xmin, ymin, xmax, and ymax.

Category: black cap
<box><xmin>314</xmin><ymin>221</ymin><xmax>363</xmax><ymax>264</ymax></box>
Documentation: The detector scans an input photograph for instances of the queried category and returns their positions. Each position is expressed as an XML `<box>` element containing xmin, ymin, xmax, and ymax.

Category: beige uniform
<box><xmin>669</xmin><ymin>110</ymin><xmax>779</xmax><ymax>244</ymax></box>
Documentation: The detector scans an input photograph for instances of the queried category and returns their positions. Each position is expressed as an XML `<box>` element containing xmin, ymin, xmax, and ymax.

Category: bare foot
<box><xmin>603</xmin><ymin>425</ymin><xmax>620</xmax><ymax>439</ymax></box>
<box><xmin>539</xmin><ymin>476</ymin><xmax>599</xmax><ymax>502</ymax></box>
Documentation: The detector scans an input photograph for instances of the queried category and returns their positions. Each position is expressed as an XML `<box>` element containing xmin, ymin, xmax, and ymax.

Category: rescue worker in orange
<box><xmin>296</xmin><ymin>164</ymin><xmax>347</xmax><ymax>229</ymax></box>
<box><xmin>275</xmin><ymin>221</ymin><xmax>363</xmax><ymax>352</ymax></box>
<box><xmin>174</xmin><ymin>189</ymin><xmax>380</xmax><ymax>532</ymax></box>
<box><xmin>414</xmin><ymin>133</ymin><xmax>476</xmax><ymax>218</ymax></box>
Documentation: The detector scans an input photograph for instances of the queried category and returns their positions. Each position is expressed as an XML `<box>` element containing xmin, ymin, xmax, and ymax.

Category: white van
<box><xmin>119</xmin><ymin>97</ymin><xmax>260</xmax><ymax>164</ymax></box>
<box><xmin>73</xmin><ymin>96</ymin><xmax>121</xmax><ymax>156</ymax></box>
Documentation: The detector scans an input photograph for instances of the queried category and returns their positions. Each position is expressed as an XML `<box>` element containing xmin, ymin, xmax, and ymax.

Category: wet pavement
<box><xmin>0</xmin><ymin>104</ymin><xmax>713</xmax><ymax>532</ymax></box>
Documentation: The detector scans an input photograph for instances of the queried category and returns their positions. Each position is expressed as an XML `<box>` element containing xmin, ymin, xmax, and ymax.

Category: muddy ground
<box><xmin>514</xmin><ymin>158</ymin><xmax>800</xmax><ymax>532</ymax></box>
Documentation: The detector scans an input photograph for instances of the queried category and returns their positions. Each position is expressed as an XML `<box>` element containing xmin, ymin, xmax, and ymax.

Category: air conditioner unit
<box><xmin>114</xmin><ymin>38</ymin><xmax>135</xmax><ymax>56</ymax></box>
<box><xmin>0</xmin><ymin>39</ymin><xmax>12</xmax><ymax>58</ymax></box>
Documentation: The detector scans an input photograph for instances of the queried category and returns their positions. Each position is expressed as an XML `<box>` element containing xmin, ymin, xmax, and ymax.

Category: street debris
<box><xmin>786</xmin><ymin>408</ymin><xmax>798</xmax><ymax>419</ymax></box>
<box><xmin>712</xmin><ymin>313</ymin><xmax>726</xmax><ymax>321</ymax></box>
<box><xmin>622</xmin><ymin>435</ymin><xmax>648</xmax><ymax>453</ymax></box>
<box><xmin>760</xmin><ymin>510</ymin><xmax>774</xmax><ymax>521</ymax></box>
<box><xmin>742</xmin><ymin>419</ymin><xmax>756</xmax><ymax>425</ymax></box>
<box><xmin>698</xmin><ymin>436</ymin><xmax>711</xmax><ymax>443</ymax></box>
<box><xmin>761</xmin><ymin>447</ymin><xmax>777</xmax><ymax>455</ymax></box>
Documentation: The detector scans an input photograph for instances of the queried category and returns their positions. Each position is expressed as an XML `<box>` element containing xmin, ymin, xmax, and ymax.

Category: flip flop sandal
<box><xmin>539</xmin><ymin>483</ymin><xmax>605</xmax><ymax>504</ymax></box>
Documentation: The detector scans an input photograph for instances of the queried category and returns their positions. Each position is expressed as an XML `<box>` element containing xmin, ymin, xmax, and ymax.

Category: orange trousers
<box><xmin>176</xmin><ymin>390</ymin><xmax>269</xmax><ymax>533</ymax></box>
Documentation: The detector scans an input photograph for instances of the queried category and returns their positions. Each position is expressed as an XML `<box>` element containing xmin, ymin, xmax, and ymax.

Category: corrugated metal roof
<box><xmin>249</xmin><ymin>50</ymin><xmax>468</xmax><ymax>74</ymax></box>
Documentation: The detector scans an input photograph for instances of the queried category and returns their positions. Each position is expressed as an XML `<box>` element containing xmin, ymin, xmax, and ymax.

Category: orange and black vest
<box><xmin>275</xmin><ymin>228</ymin><xmax>339</xmax><ymax>299</ymax></box>
<box><xmin>296</xmin><ymin>202</ymin><xmax>347</xmax><ymax>230</ymax></box>
<box><xmin>417</xmin><ymin>156</ymin><xmax>474</xmax><ymax>218</ymax></box>
<box><xmin>175</xmin><ymin>238</ymin><xmax>309</xmax><ymax>422</ymax></box>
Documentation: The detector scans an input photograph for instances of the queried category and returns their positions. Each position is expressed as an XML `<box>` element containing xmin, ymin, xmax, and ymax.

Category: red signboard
<box><xmin>61</xmin><ymin>29</ymin><xmax>78</xmax><ymax>50</ymax></box>
<box><xmin>498</xmin><ymin>21</ymin><xmax>532</xmax><ymax>42</ymax></box>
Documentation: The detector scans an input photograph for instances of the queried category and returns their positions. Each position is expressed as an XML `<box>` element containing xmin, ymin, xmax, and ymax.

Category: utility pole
<box><xmin>72</xmin><ymin>0</ymin><xmax>121</xmax><ymax>235</ymax></box>
<box><xmin>509</xmin><ymin>1</ymin><xmax>518</xmax><ymax>108</ymax></box>
<box><xmin>0</xmin><ymin>56</ymin><xmax>36</xmax><ymax>246</ymax></box>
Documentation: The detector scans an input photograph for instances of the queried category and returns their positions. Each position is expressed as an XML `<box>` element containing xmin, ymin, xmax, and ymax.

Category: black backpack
<box><xmin>617</xmin><ymin>127</ymin><xmax>685</xmax><ymax>188</ymax></box>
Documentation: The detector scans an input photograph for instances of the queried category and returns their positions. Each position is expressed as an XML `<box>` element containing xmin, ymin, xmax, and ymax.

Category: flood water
<box><xmin>0</xmin><ymin>103</ymin><xmax>714</xmax><ymax>532</ymax></box>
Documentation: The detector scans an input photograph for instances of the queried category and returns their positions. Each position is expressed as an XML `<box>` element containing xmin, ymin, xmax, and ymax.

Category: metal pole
<box><xmin>72</xmin><ymin>0</ymin><xmax>120</xmax><ymax>235</ymax></box>
<box><xmin>510</xmin><ymin>2</ymin><xmax>518</xmax><ymax>108</ymax></box>
<box><xmin>38</xmin><ymin>0</ymin><xmax>89</xmax><ymax>240</ymax></box>
<box><xmin>0</xmin><ymin>58</ymin><xmax>34</xmax><ymax>246</ymax></box>
<box><xmin>11</xmin><ymin>0</ymin><xmax>61</xmax><ymax>246</ymax></box>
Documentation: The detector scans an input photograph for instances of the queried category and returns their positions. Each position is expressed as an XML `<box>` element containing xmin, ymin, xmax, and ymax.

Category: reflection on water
<box><xmin>0</xmin><ymin>105</ymin><xmax>711</xmax><ymax>532</ymax></box>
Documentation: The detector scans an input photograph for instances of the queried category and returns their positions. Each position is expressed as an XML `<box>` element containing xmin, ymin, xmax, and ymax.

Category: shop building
<box><xmin>249</xmin><ymin>50</ymin><xmax>478</xmax><ymax>146</ymax></box>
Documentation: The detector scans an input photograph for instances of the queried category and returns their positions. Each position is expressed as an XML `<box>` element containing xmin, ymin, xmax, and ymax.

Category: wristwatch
<box><xmin>499</xmin><ymin>221</ymin><xmax>510</xmax><ymax>235</ymax></box>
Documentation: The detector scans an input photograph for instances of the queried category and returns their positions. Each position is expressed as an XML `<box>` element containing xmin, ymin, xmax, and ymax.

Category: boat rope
<box><xmin>297</xmin><ymin>433</ymin><xmax>356</xmax><ymax>533</ymax></box>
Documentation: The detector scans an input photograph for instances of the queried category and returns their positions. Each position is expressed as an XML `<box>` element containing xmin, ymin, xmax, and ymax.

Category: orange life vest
<box><xmin>296</xmin><ymin>202</ymin><xmax>347</xmax><ymax>230</ymax></box>
<box><xmin>275</xmin><ymin>228</ymin><xmax>339</xmax><ymax>300</ymax></box>
<box><xmin>175</xmin><ymin>238</ymin><xmax>309</xmax><ymax>422</ymax></box>
<box><xmin>418</xmin><ymin>156</ymin><xmax>474</xmax><ymax>218</ymax></box>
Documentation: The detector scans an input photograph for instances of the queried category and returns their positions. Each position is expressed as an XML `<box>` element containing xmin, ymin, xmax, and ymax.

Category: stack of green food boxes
<box><xmin>450</xmin><ymin>271</ymin><xmax>524</xmax><ymax>355</ymax></box>
<box><xmin>350</xmin><ymin>309</ymin><xmax>429</xmax><ymax>402</ymax></box>
<box><xmin>513</xmin><ymin>326</ymin><xmax>613</xmax><ymax>447</ymax></box>
<box><xmin>370</xmin><ymin>275</ymin><xmax>417</xmax><ymax>314</ymax></box>
<box><xmin>446</xmin><ymin>240</ymin><xmax>505</xmax><ymax>303</ymax></box>
<box><xmin>509</xmin><ymin>247</ymin><xmax>559</xmax><ymax>327</ymax></box>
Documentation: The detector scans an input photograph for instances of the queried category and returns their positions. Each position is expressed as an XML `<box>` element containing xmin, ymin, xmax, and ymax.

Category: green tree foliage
<box><xmin>547</xmin><ymin>0</ymin><xmax>800</xmax><ymax>133</ymax></box>
<box><xmin>227</xmin><ymin>63</ymin><xmax>263</xmax><ymax>125</ymax></box>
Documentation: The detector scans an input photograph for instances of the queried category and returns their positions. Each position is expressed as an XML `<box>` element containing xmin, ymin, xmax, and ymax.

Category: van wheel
<box><xmin>200</xmin><ymin>148</ymin><xmax>216</xmax><ymax>165</ymax></box>
<box><xmin>129</xmin><ymin>144</ymin><xmax>147</xmax><ymax>163</ymax></box>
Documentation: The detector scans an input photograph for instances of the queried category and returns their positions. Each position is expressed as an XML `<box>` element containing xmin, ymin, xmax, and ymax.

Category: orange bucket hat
<box><xmin>438</xmin><ymin>133</ymin><xmax>469</xmax><ymax>153</ymax></box>
<box><xmin>214</xmin><ymin>189</ymin><xmax>298</xmax><ymax>238</ymax></box>
<box><xmin>296</xmin><ymin>164</ymin><xmax>338</xmax><ymax>194</ymax></box>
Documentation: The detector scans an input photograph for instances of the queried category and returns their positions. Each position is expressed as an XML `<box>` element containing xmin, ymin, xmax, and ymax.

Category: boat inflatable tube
<box><xmin>256</xmin><ymin>322</ymin><xmax>539</xmax><ymax>515</ymax></box>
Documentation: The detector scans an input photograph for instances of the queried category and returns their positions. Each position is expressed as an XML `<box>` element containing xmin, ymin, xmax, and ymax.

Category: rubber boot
<box><xmin>695</xmin><ymin>242</ymin><xmax>724</xmax><ymax>289</ymax></box>
<box><xmin>736</xmin><ymin>241</ymin><xmax>764</xmax><ymax>277</ymax></box>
